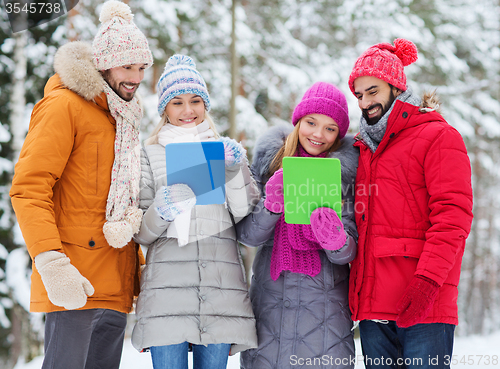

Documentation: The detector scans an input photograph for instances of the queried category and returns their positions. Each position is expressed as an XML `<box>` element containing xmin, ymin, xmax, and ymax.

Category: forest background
<box><xmin>0</xmin><ymin>0</ymin><xmax>499</xmax><ymax>367</ymax></box>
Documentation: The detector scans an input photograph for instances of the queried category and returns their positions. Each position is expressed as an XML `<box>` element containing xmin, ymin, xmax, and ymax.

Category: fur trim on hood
<box><xmin>252</xmin><ymin>124</ymin><xmax>293</xmax><ymax>181</ymax></box>
<box><xmin>53</xmin><ymin>41</ymin><xmax>105</xmax><ymax>101</ymax></box>
<box><xmin>252</xmin><ymin>124</ymin><xmax>359</xmax><ymax>190</ymax></box>
<box><xmin>419</xmin><ymin>90</ymin><xmax>442</xmax><ymax>114</ymax></box>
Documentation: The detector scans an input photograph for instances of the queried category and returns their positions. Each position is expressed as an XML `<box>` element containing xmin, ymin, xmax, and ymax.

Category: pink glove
<box><xmin>396</xmin><ymin>275</ymin><xmax>440</xmax><ymax>328</ymax></box>
<box><xmin>310</xmin><ymin>207</ymin><xmax>347</xmax><ymax>250</ymax></box>
<box><xmin>264</xmin><ymin>168</ymin><xmax>284</xmax><ymax>214</ymax></box>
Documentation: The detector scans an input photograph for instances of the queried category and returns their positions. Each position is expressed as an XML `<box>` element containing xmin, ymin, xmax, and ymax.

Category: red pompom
<box><xmin>394</xmin><ymin>38</ymin><xmax>418</xmax><ymax>66</ymax></box>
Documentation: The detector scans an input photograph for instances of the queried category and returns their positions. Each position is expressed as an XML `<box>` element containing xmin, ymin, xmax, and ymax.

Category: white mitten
<box><xmin>155</xmin><ymin>184</ymin><xmax>196</xmax><ymax>222</ymax></box>
<box><xmin>34</xmin><ymin>251</ymin><xmax>95</xmax><ymax>310</ymax></box>
<box><xmin>220</xmin><ymin>136</ymin><xmax>247</xmax><ymax>167</ymax></box>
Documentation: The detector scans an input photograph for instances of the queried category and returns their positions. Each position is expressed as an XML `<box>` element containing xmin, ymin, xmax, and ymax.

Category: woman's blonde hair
<box><xmin>267</xmin><ymin>119</ymin><xmax>342</xmax><ymax>178</ymax></box>
<box><xmin>144</xmin><ymin>110</ymin><xmax>219</xmax><ymax>146</ymax></box>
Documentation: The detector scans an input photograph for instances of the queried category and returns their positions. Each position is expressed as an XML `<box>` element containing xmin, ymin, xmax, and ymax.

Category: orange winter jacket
<box><xmin>10</xmin><ymin>42</ymin><xmax>144</xmax><ymax>313</ymax></box>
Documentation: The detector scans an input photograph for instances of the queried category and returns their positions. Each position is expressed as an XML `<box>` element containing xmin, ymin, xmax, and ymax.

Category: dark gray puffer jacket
<box><xmin>237</xmin><ymin>124</ymin><xmax>359</xmax><ymax>368</ymax></box>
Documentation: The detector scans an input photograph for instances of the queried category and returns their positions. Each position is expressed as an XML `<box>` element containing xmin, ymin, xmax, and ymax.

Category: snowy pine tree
<box><xmin>0</xmin><ymin>0</ymin><xmax>499</xmax><ymax>365</ymax></box>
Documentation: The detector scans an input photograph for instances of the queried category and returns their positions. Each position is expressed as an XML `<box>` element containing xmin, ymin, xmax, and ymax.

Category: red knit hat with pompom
<box><xmin>348</xmin><ymin>38</ymin><xmax>418</xmax><ymax>96</ymax></box>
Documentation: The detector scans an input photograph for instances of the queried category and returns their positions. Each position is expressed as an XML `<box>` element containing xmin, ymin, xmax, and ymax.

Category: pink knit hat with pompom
<box><xmin>348</xmin><ymin>38</ymin><xmax>418</xmax><ymax>96</ymax></box>
<box><xmin>292</xmin><ymin>82</ymin><xmax>349</xmax><ymax>139</ymax></box>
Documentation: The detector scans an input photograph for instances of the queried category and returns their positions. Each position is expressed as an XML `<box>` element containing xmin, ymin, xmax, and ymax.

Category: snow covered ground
<box><xmin>13</xmin><ymin>330</ymin><xmax>500</xmax><ymax>369</ymax></box>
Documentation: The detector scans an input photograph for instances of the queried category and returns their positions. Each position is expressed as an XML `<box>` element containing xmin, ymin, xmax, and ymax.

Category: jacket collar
<box><xmin>355</xmin><ymin>91</ymin><xmax>446</xmax><ymax>155</ymax></box>
<box><xmin>387</xmin><ymin>98</ymin><xmax>446</xmax><ymax>137</ymax></box>
<box><xmin>43</xmin><ymin>74</ymin><xmax>109</xmax><ymax>113</ymax></box>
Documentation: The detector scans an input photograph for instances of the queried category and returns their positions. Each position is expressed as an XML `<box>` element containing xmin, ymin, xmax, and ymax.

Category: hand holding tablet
<box><xmin>165</xmin><ymin>141</ymin><xmax>226</xmax><ymax>205</ymax></box>
<box><xmin>282</xmin><ymin>157</ymin><xmax>342</xmax><ymax>224</ymax></box>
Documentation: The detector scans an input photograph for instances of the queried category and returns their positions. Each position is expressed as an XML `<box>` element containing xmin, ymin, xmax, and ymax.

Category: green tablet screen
<box><xmin>282</xmin><ymin>157</ymin><xmax>342</xmax><ymax>224</ymax></box>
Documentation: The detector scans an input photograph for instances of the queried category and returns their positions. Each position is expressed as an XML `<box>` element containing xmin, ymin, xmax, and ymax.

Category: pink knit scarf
<box><xmin>270</xmin><ymin>145</ymin><xmax>329</xmax><ymax>281</ymax></box>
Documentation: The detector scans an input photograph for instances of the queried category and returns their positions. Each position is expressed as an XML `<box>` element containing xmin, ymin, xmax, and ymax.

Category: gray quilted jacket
<box><xmin>131</xmin><ymin>143</ymin><xmax>259</xmax><ymax>355</ymax></box>
<box><xmin>237</xmin><ymin>125</ymin><xmax>359</xmax><ymax>368</ymax></box>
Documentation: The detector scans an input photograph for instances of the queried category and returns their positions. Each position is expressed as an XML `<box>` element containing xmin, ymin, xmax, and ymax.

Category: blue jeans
<box><xmin>150</xmin><ymin>341</ymin><xmax>230</xmax><ymax>369</ymax></box>
<box><xmin>359</xmin><ymin>320</ymin><xmax>455</xmax><ymax>369</ymax></box>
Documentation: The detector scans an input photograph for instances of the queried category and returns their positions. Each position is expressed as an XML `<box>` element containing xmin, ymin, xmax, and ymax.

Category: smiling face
<box><xmin>298</xmin><ymin>114</ymin><xmax>339</xmax><ymax>156</ymax></box>
<box><xmin>353</xmin><ymin>75</ymin><xmax>402</xmax><ymax>125</ymax></box>
<box><xmin>165</xmin><ymin>94</ymin><xmax>206</xmax><ymax>128</ymax></box>
<box><xmin>102</xmin><ymin>63</ymin><xmax>147</xmax><ymax>102</ymax></box>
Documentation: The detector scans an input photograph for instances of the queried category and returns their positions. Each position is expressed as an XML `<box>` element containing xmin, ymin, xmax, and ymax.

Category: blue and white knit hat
<box><xmin>157</xmin><ymin>55</ymin><xmax>211</xmax><ymax>116</ymax></box>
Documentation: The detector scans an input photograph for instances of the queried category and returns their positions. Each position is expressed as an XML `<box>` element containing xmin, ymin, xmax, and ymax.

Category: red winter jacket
<box><xmin>349</xmin><ymin>94</ymin><xmax>473</xmax><ymax>325</ymax></box>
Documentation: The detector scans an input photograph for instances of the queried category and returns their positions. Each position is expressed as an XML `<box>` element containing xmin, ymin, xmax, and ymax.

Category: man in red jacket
<box><xmin>348</xmin><ymin>39</ymin><xmax>473</xmax><ymax>369</ymax></box>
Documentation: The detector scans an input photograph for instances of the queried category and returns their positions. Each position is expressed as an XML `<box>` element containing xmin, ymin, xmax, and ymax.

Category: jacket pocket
<box><xmin>395</xmin><ymin>164</ymin><xmax>424</xmax><ymax>223</ymax></box>
<box><xmin>59</xmin><ymin>227</ymin><xmax>108</xmax><ymax>250</ymax></box>
<box><xmin>371</xmin><ymin>236</ymin><xmax>424</xmax><ymax>314</ymax></box>
<box><xmin>62</xmin><ymin>240</ymin><xmax>122</xmax><ymax>297</ymax></box>
<box><xmin>59</xmin><ymin>229</ymin><xmax>122</xmax><ymax>296</ymax></box>
<box><xmin>373</xmin><ymin>236</ymin><xmax>425</xmax><ymax>258</ymax></box>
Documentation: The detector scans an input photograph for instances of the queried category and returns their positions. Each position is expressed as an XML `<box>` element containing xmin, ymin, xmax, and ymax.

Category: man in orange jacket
<box><xmin>10</xmin><ymin>1</ymin><xmax>152</xmax><ymax>368</ymax></box>
<box><xmin>348</xmin><ymin>39</ymin><xmax>473</xmax><ymax>369</ymax></box>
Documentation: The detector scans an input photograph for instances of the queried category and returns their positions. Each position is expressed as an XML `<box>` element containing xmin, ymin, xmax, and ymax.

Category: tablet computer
<box><xmin>282</xmin><ymin>157</ymin><xmax>341</xmax><ymax>224</ymax></box>
<box><xmin>165</xmin><ymin>141</ymin><xmax>225</xmax><ymax>205</ymax></box>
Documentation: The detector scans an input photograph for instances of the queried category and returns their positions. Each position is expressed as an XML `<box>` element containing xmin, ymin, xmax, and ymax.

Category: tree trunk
<box><xmin>228</xmin><ymin>0</ymin><xmax>239</xmax><ymax>139</ymax></box>
<box><xmin>10</xmin><ymin>31</ymin><xmax>27</xmax><ymax>162</ymax></box>
<box><xmin>8</xmin><ymin>29</ymin><xmax>44</xmax><ymax>368</ymax></box>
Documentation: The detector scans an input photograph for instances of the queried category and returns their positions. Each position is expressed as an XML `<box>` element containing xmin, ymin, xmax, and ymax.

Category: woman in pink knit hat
<box><xmin>237</xmin><ymin>82</ymin><xmax>359</xmax><ymax>369</ymax></box>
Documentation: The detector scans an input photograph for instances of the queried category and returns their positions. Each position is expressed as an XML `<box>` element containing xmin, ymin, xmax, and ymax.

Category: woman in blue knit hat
<box><xmin>131</xmin><ymin>55</ymin><xmax>258</xmax><ymax>369</ymax></box>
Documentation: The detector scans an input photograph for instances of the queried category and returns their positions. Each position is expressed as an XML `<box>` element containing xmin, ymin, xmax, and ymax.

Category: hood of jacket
<box><xmin>389</xmin><ymin>90</ymin><xmax>445</xmax><ymax>134</ymax></box>
<box><xmin>47</xmin><ymin>41</ymin><xmax>106</xmax><ymax>102</ymax></box>
<box><xmin>385</xmin><ymin>90</ymin><xmax>447</xmax><ymax>141</ymax></box>
<box><xmin>419</xmin><ymin>90</ymin><xmax>441</xmax><ymax>114</ymax></box>
<box><xmin>252</xmin><ymin>124</ymin><xmax>359</xmax><ymax>190</ymax></box>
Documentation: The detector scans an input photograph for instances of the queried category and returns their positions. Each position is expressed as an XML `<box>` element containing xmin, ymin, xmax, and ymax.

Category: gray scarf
<box><xmin>359</xmin><ymin>87</ymin><xmax>421</xmax><ymax>153</ymax></box>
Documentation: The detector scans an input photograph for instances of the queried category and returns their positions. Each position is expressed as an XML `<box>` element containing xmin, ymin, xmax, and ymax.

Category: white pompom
<box><xmin>103</xmin><ymin>220</ymin><xmax>134</xmax><ymax>248</ymax></box>
<box><xmin>99</xmin><ymin>0</ymin><xmax>133</xmax><ymax>24</ymax></box>
<box><xmin>165</xmin><ymin>55</ymin><xmax>196</xmax><ymax>70</ymax></box>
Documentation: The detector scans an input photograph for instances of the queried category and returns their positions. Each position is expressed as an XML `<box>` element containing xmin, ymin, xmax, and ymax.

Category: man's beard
<box><xmin>362</xmin><ymin>89</ymin><xmax>398</xmax><ymax>126</ymax></box>
<box><xmin>102</xmin><ymin>70</ymin><xmax>139</xmax><ymax>102</ymax></box>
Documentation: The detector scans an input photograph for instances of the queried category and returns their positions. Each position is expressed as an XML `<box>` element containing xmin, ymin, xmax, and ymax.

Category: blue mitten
<box><xmin>155</xmin><ymin>184</ymin><xmax>196</xmax><ymax>221</ymax></box>
<box><xmin>220</xmin><ymin>136</ymin><xmax>246</xmax><ymax>167</ymax></box>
